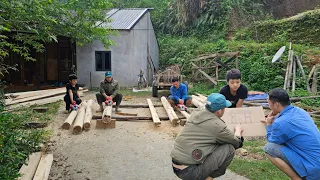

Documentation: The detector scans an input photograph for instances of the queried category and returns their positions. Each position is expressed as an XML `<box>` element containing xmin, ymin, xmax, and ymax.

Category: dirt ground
<box><xmin>47</xmin><ymin>91</ymin><xmax>248</xmax><ymax>180</ymax></box>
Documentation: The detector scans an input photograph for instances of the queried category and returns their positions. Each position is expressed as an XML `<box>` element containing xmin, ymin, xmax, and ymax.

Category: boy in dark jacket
<box><xmin>220</xmin><ymin>69</ymin><xmax>248</xmax><ymax>108</ymax></box>
<box><xmin>64</xmin><ymin>74</ymin><xmax>82</xmax><ymax>111</ymax></box>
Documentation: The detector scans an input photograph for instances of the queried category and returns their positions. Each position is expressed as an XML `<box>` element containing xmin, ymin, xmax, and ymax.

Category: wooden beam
<box><xmin>84</xmin><ymin>100</ymin><xmax>93</xmax><ymax>130</ymax></box>
<box><xmin>215</xmin><ymin>58</ymin><xmax>231</xmax><ymax>70</ymax></box>
<box><xmin>73</xmin><ymin>102</ymin><xmax>87</xmax><ymax>134</ymax></box>
<box><xmin>295</xmin><ymin>55</ymin><xmax>310</xmax><ymax>92</ymax></box>
<box><xmin>115</xmin><ymin>112</ymin><xmax>138</xmax><ymax>116</ymax></box>
<box><xmin>246</xmin><ymin>95</ymin><xmax>320</xmax><ymax>103</ymax></box>
<box><xmin>191</xmin><ymin>63</ymin><xmax>218</xmax><ymax>85</ymax></box>
<box><xmin>61</xmin><ymin>110</ymin><xmax>78</xmax><ymax>130</ymax></box>
<box><xmin>307</xmin><ymin>65</ymin><xmax>316</xmax><ymax>83</ymax></box>
<box><xmin>292</xmin><ymin>58</ymin><xmax>296</xmax><ymax>92</ymax></box>
<box><xmin>191</xmin><ymin>54</ymin><xmax>217</xmax><ymax>61</ymax></box>
<box><xmin>312</xmin><ymin>65</ymin><xmax>318</xmax><ymax>95</ymax></box>
<box><xmin>33</xmin><ymin>154</ymin><xmax>53</xmax><ymax>180</ymax></box>
<box><xmin>161</xmin><ymin>96</ymin><xmax>179</xmax><ymax>126</ymax></box>
<box><xmin>243</xmin><ymin>102</ymin><xmax>271</xmax><ymax>110</ymax></box>
<box><xmin>18</xmin><ymin>152</ymin><xmax>42</xmax><ymax>180</ymax></box>
<box><xmin>147</xmin><ymin>99</ymin><xmax>161</xmax><ymax>126</ymax></box>
<box><xmin>92</xmin><ymin>115</ymin><xmax>170</xmax><ymax>121</ymax></box>
<box><xmin>118</xmin><ymin>104</ymin><xmax>162</xmax><ymax>108</ymax></box>
<box><xmin>32</xmin><ymin>107</ymin><xmax>48</xmax><ymax>113</ymax></box>
<box><xmin>286</xmin><ymin>45</ymin><xmax>294</xmax><ymax>89</ymax></box>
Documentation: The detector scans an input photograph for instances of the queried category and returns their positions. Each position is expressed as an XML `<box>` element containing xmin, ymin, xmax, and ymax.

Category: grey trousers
<box><xmin>173</xmin><ymin>144</ymin><xmax>235</xmax><ymax>180</ymax></box>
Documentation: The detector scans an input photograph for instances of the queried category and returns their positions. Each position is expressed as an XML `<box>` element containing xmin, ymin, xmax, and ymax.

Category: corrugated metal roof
<box><xmin>105</xmin><ymin>8</ymin><xmax>149</xmax><ymax>30</ymax></box>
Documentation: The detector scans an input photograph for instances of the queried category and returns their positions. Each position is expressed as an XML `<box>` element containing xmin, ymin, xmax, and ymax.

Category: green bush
<box><xmin>235</xmin><ymin>9</ymin><xmax>320</xmax><ymax>45</ymax></box>
<box><xmin>0</xmin><ymin>112</ymin><xmax>45</xmax><ymax>179</ymax></box>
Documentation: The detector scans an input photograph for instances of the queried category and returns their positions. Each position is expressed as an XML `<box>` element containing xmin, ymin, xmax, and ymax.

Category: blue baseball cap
<box><xmin>105</xmin><ymin>71</ymin><xmax>112</xmax><ymax>77</ymax></box>
<box><xmin>206</xmin><ymin>93</ymin><xmax>232</xmax><ymax>112</ymax></box>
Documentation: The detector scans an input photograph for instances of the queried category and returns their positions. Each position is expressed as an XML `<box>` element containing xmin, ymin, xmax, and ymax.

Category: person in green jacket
<box><xmin>96</xmin><ymin>71</ymin><xmax>122</xmax><ymax>112</ymax></box>
<box><xmin>170</xmin><ymin>93</ymin><xmax>244</xmax><ymax>180</ymax></box>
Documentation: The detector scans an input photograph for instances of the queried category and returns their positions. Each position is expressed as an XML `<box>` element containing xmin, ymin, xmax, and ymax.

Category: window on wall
<box><xmin>95</xmin><ymin>51</ymin><xmax>111</xmax><ymax>71</ymax></box>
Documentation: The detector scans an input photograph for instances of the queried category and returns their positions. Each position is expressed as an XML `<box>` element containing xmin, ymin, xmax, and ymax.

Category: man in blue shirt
<box><xmin>168</xmin><ymin>78</ymin><xmax>192</xmax><ymax>107</ymax></box>
<box><xmin>262</xmin><ymin>88</ymin><xmax>320</xmax><ymax>180</ymax></box>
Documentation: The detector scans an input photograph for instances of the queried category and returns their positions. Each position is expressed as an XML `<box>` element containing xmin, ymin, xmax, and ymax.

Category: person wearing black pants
<box><xmin>64</xmin><ymin>74</ymin><xmax>82</xmax><ymax>111</ymax></box>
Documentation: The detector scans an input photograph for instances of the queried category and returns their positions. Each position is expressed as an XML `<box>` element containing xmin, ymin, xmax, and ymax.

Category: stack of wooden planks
<box><xmin>4</xmin><ymin>87</ymin><xmax>87</xmax><ymax>110</ymax></box>
<box><xmin>18</xmin><ymin>152</ymin><xmax>53</xmax><ymax>180</ymax></box>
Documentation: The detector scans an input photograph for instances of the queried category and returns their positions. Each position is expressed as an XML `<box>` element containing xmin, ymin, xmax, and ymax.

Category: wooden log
<box><xmin>283</xmin><ymin>62</ymin><xmax>290</xmax><ymax>90</ymax></box>
<box><xmin>243</xmin><ymin>102</ymin><xmax>271</xmax><ymax>110</ymax></box>
<box><xmin>33</xmin><ymin>154</ymin><xmax>53</xmax><ymax>180</ymax></box>
<box><xmin>61</xmin><ymin>110</ymin><xmax>78</xmax><ymax>130</ymax></box>
<box><xmin>92</xmin><ymin>115</ymin><xmax>170</xmax><ymax>120</ymax></box>
<box><xmin>191</xmin><ymin>95</ymin><xmax>205</xmax><ymax>108</ymax></box>
<box><xmin>312</xmin><ymin>65</ymin><xmax>318</xmax><ymax>95</ymax></box>
<box><xmin>18</xmin><ymin>152</ymin><xmax>42</xmax><ymax>180</ymax></box>
<box><xmin>102</xmin><ymin>103</ymin><xmax>112</xmax><ymax>123</ymax></box>
<box><xmin>307</xmin><ymin>65</ymin><xmax>316</xmax><ymax>83</ymax></box>
<box><xmin>286</xmin><ymin>46</ymin><xmax>294</xmax><ymax>89</ymax></box>
<box><xmin>96</xmin><ymin>119</ymin><xmax>116</xmax><ymax>129</ymax></box>
<box><xmin>147</xmin><ymin>99</ymin><xmax>161</xmax><ymax>126</ymax></box>
<box><xmin>195</xmin><ymin>94</ymin><xmax>207</xmax><ymax>102</ymax></box>
<box><xmin>117</xmin><ymin>104</ymin><xmax>162</xmax><ymax>108</ymax></box>
<box><xmin>191</xmin><ymin>63</ymin><xmax>218</xmax><ymax>85</ymax></box>
<box><xmin>295</xmin><ymin>55</ymin><xmax>310</xmax><ymax>92</ymax></box>
<box><xmin>180</xmin><ymin>110</ymin><xmax>190</xmax><ymax>119</ymax></box>
<box><xmin>161</xmin><ymin>96</ymin><xmax>179</xmax><ymax>126</ymax></box>
<box><xmin>292</xmin><ymin>58</ymin><xmax>296</xmax><ymax>92</ymax></box>
<box><xmin>73</xmin><ymin>102</ymin><xmax>87</xmax><ymax>134</ymax></box>
<box><xmin>83</xmin><ymin>100</ymin><xmax>93</xmax><ymax>130</ymax></box>
<box><xmin>215</xmin><ymin>62</ymin><xmax>219</xmax><ymax>82</ymax></box>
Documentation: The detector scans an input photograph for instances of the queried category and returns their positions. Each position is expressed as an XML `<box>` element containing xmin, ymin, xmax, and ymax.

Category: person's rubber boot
<box><xmin>115</xmin><ymin>106</ymin><xmax>121</xmax><ymax>112</ymax></box>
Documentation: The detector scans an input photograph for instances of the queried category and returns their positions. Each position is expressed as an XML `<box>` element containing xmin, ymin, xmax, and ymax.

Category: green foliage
<box><xmin>159</xmin><ymin>35</ymin><xmax>320</xmax><ymax>92</ymax></box>
<box><xmin>0</xmin><ymin>101</ymin><xmax>59</xmax><ymax>179</ymax></box>
<box><xmin>236</xmin><ymin>9</ymin><xmax>320</xmax><ymax>45</ymax></box>
<box><xmin>0</xmin><ymin>0</ymin><xmax>115</xmax><ymax>76</ymax></box>
<box><xmin>0</xmin><ymin>112</ymin><xmax>45</xmax><ymax>179</ymax></box>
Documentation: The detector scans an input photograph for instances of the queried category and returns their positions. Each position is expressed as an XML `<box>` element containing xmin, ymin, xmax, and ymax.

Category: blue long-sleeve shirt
<box><xmin>266</xmin><ymin>105</ymin><xmax>320</xmax><ymax>180</ymax></box>
<box><xmin>170</xmin><ymin>83</ymin><xmax>188</xmax><ymax>101</ymax></box>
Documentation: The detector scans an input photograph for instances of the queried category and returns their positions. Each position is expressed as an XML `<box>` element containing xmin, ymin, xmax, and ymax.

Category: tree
<box><xmin>0</xmin><ymin>0</ymin><xmax>115</xmax><ymax>76</ymax></box>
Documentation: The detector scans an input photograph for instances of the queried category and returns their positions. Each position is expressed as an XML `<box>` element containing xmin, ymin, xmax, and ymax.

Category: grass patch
<box><xmin>228</xmin><ymin>139</ymin><xmax>289</xmax><ymax>180</ymax></box>
<box><xmin>0</xmin><ymin>101</ymin><xmax>60</xmax><ymax>179</ymax></box>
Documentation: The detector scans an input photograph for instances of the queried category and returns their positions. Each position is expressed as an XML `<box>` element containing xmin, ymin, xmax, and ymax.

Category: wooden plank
<box><xmin>308</xmin><ymin>65</ymin><xmax>316</xmax><ymax>83</ymax></box>
<box><xmin>5</xmin><ymin>95</ymin><xmax>64</xmax><ymax>111</ymax></box>
<box><xmin>295</xmin><ymin>55</ymin><xmax>310</xmax><ymax>92</ymax></box>
<box><xmin>246</xmin><ymin>95</ymin><xmax>320</xmax><ymax>103</ymax></box>
<box><xmin>5</xmin><ymin>89</ymin><xmax>66</xmax><ymax>106</ymax></box>
<box><xmin>33</xmin><ymin>154</ymin><xmax>53</xmax><ymax>180</ymax></box>
<box><xmin>292</xmin><ymin>58</ymin><xmax>296</xmax><ymax>92</ymax></box>
<box><xmin>243</xmin><ymin>102</ymin><xmax>271</xmax><ymax>110</ymax></box>
<box><xmin>191</xmin><ymin>63</ymin><xmax>218</xmax><ymax>85</ymax></box>
<box><xmin>96</xmin><ymin>119</ymin><xmax>116</xmax><ymax>129</ymax></box>
<box><xmin>161</xmin><ymin>96</ymin><xmax>179</xmax><ymax>126</ymax></box>
<box><xmin>18</xmin><ymin>152</ymin><xmax>42</xmax><ymax>180</ymax></box>
<box><xmin>147</xmin><ymin>99</ymin><xmax>161</xmax><ymax>126</ymax></box>
<box><xmin>73</xmin><ymin>102</ymin><xmax>87</xmax><ymax>134</ymax></box>
<box><xmin>115</xmin><ymin>112</ymin><xmax>138</xmax><ymax>116</ymax></box>
<box><xmin>92</xmin><ymin>115</ymin><xmax>170</xmax><ymax>121</ymax></box>
<box><xmin>312</xmin><ymin>65</ymin><xmax>318</xmax><ymax>95</ymax></box>
<box><xmin>62</xmin><ymin>110</ymin><xmax>78</xmax><ymax>130</ymax></box>
<box><xmin>118</xmin><ymin>104</ymin><xmax>162</xmax><ymax>108</ymax></box>
<box><xmin>83</xmin><ymin>100</ymin><xmax>93</xmax><ymax>130</ymax></box>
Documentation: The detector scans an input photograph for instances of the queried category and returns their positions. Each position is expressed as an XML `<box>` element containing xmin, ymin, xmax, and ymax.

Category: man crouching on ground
<box><xmin>96</xmin><ymin>71</ymin><xmax>122</xmax><ymax>112</ymax></box>
<box><xmin>170</xmin><ymin>93</ymin><xmax>244</xmax><ymax>180</ymax></box>
<box><xmin>263</xmin><ymin>88</ymin><xmax>320</xmax><ymax>180</ymax></box>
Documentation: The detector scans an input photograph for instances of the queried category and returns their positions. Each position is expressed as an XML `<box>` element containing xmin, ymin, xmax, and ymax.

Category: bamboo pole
<box><xmin>295</xmin><ymin>55</ymin><xmax>310</xmax><ymax>92</ymax></box>
<box><xmin>292</xmin><ymin>58</ymin><xmax>296</xmax><ymax>92</ymax></box>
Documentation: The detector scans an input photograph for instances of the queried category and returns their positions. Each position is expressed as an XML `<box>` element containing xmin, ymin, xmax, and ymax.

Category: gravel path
<box><xmin>47</xmin><ymin>92</ymin><xmax>249</xmax><ymax>180</ymax></box>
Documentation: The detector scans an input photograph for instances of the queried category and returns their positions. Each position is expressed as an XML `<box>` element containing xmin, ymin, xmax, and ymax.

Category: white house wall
<box><xmin>76</xmin><ymin>11</ymin><xmax>159</xmax><ymax>88</ymax></box>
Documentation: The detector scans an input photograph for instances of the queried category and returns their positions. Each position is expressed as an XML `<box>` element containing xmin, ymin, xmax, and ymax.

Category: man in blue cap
<box><xmin>170</xmin><ymin>93</ymin><xmax>244</xmax><ymax>180</ymax></box>
<box><xmin>96</xmin><ymin>71</ymin><xmax>122</xmax><ymax>112</ymax></box>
